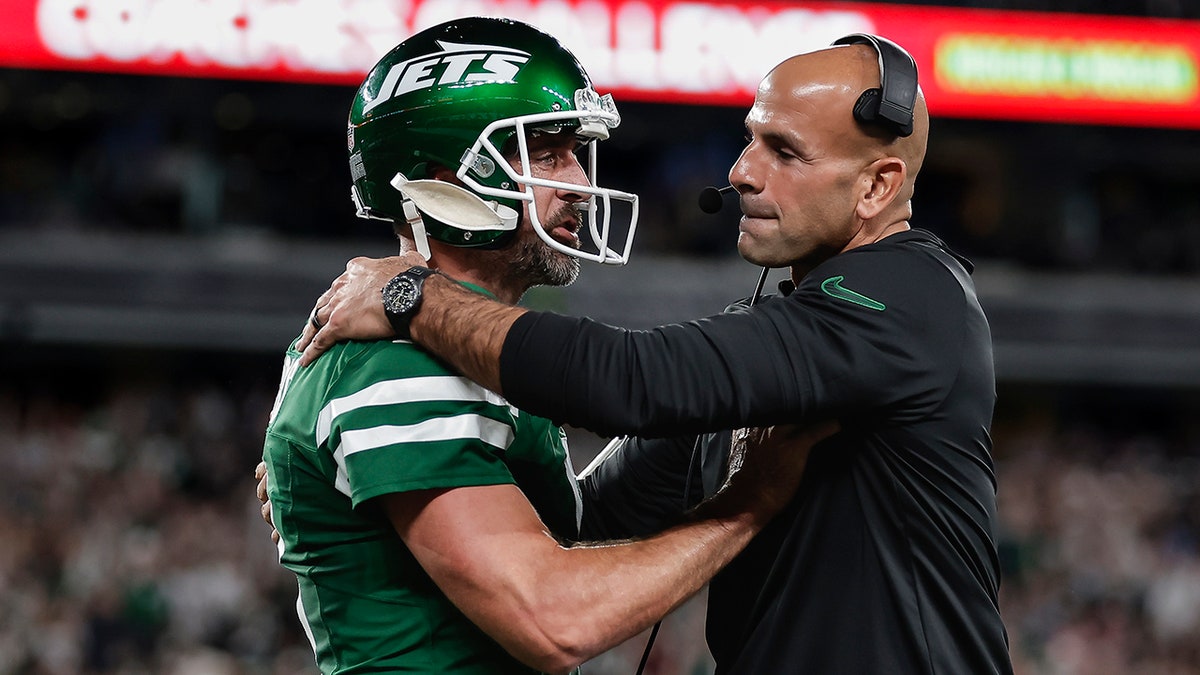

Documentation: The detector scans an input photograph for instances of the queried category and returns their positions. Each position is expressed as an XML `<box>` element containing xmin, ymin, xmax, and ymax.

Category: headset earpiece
<box><xmin>832</xmin><ymin>33</ymin><xmax>917</xmax><ymax>138</ymax></box>
<box><xmin>851</xmin><ymin>88</ymin><xmax>883</xmax><ymax>127</ymax></box>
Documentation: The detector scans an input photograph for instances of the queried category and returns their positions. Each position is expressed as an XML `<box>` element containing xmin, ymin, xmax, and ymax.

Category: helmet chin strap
<box><xmin>400</xmin><ymin>199</ymin><xmax>433</xmax><ymax>259</ymax></box>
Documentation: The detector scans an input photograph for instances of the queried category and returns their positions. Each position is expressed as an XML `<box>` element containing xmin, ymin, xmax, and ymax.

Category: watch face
<box><xmin>384</xmin><ymin>276</ymin><xmax>420</xmax><ymax>314</ymax></box>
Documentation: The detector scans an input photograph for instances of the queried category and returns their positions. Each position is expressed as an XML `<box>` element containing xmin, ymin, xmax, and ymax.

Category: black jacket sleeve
<box><xmin>500</xmin><ymin>235</ymin><xmax>973</xmax><ymax>438</ymax></box>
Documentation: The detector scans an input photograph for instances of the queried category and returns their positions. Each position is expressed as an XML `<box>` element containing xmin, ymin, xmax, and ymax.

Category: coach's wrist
<box><xmin>382</xmin><ymin>266</ymin><xmax>443</xmax><ymax>339</ymax></box>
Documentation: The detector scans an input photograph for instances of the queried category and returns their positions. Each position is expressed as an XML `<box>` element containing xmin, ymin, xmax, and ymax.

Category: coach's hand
<box><xmin>722</xmin><ymin>422</ymin><xmax>838</xmax><ymax>519</ymax></box>
<box><xmin>298</xmin><ymin>251</ymin><xmax>428</xmax><ymax>366</ymax></box>
<box><xmin>255</xmin><ymin>461</ymin><xmax>279</xmax><ymax>545</ymax></box>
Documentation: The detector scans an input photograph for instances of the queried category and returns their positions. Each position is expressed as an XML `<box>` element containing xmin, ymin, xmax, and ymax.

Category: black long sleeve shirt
<box><xmin>501</xmin><ymin>229</ymin><xmax>1013</xmax><ymax>674</ymax></box>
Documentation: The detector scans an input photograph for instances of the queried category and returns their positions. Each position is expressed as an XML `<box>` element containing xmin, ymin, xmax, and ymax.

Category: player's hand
<box><xmin>723</xmin><ymin>422</ymin><xmax>838</xmax><ymax>518</ymax></box>
<box><xmin>255</xmin><ymin>461</ymin><xmax>280</xmax><ymax>545</ymax></box>
<box><xmin>298</xmin><ymin>253</ymin><xmax>427</xmax><ymax>366</ymax></box>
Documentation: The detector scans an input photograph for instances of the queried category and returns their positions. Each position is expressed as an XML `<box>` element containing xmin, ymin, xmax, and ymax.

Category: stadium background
<box><xmin>3</xmin><ymin>0</ymin><xmax>1200</xmax><ymax>672</ymax></box>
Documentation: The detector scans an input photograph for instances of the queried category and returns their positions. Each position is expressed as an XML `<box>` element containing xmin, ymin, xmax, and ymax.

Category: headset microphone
<box><xmin>698</xmin><ymin>185</ymin><xmax>736</xmax><ymax>214</ymax></box>
<box><xmin>696</xmin><ymin>184</ymin><xmax>771</xmax><ymax>306</ymax></box>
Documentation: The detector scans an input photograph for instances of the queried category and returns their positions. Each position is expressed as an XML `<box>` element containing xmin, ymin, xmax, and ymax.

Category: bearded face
<box><xmin>471</xmin><ymin>202</ymin><xmax>582</xmax><ymax>293</ymax></box>
<box><xmin>510</xmin><ymin>202</ymin><xmax>583</xmax><ymax>288</ymax></box>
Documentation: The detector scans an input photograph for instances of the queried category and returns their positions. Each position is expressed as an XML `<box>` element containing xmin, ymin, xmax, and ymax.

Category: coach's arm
<box><xmin>298</xmin><ymin>255</ymin><xmax>806</xmax><ymax>439</ymax></box>
<box><xmin>304</xmin><ymin>262</ymin><xmax>883</xmax><ymax>442</ymax></box>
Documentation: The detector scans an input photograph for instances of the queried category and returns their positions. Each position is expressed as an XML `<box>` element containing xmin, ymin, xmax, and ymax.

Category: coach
<box><xmin>300</xmin><ymin>35</ymin><xmax>1013</xmax><ymax>674</ymax></box>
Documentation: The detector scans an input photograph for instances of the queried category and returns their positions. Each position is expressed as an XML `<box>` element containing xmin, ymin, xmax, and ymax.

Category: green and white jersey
<box><xmin>263</xmin><ymin>326</ymin><xmax>581</xmax><ymax>674</ymax></box>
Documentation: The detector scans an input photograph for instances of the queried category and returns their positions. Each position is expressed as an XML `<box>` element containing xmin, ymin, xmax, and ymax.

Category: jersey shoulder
<box><xmin>267</xmin><ymin>338</ymin><xmax>486</xmax><ymax>446</ymax></box>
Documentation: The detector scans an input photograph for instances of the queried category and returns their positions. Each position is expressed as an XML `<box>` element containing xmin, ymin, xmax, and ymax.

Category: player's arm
<box><xmin>379</xmin><ymin>421</ymin><xmax>835</xmax><ymax>675</ymax></box>
<box><xmin>257</xmin><ymin>436</ymin><xmax>711</xmax><ymax>554</ymax></box>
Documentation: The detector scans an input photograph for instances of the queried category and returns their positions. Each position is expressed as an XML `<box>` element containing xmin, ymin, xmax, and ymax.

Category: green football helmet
<box><xmin>348</xmin><ymin>17</ymin><xmax>638</xmax><ymax>264</ymax></box>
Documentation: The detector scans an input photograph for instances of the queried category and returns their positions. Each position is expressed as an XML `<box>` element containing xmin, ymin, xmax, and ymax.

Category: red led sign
<box><xmin>1</xmin><ymin>0</ymin><xmax>1198</xmax><ymax>128</ymax></box>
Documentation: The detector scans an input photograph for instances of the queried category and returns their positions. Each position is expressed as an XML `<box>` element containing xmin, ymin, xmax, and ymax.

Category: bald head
<box><xmin>730</xmin><ymin>41</ymin><xmax>930</xmax><ymax>274</ymax></box>
<box><xmin>764</xmin><ymin>43</ymin><xmax>929</xmax><ymax>184</ymax></box>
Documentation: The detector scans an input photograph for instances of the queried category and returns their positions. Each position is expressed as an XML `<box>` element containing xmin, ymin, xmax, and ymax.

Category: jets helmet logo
<box><xmin>364</xmin><ymin>40</ymin><xmax>532</xmax><ymax>115</ymax></box>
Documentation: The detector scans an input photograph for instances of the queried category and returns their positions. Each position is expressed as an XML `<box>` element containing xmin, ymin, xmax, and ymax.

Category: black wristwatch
<box><xmin>382</xmin><ymin>266</ymin><xmax>440</xmax><ymax>338</ymax></box>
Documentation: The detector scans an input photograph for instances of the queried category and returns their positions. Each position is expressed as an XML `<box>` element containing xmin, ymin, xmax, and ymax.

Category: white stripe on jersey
<box><xmin>295</xmin><ymin>584</ymin><xmax>318</xmax><ymax>656</ymax></box>
<box><xmin>330</xmin><ymin>415</ymin><xmax>516</xmax><ymax>498</ymax></box>
<box><xmin>333</xmin><ymin>443</ymin><xmax>351</xmax><ymax>497</ymax></box>
<box><xmin>315</xmin><ymin>375</ymin><xmax>514</xmax><ymax>446</ymax></box>
<box><xmin>339</xmin><ymin>414</ymin><xmax>515</xmax><ymax>457</ymax></box>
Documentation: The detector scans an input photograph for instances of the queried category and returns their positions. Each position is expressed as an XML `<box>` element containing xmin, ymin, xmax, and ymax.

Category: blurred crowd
<box><xmin>994</xmin><ymin>406</ymin><xmax>1200</xmax><ymax>675</ymax></box>
<box><xmin>1</xmin><ymin>372</ymin><xmax>1198</xmax><ymax>674</ymax></box>
<box><xmin>0</xmin><ymin>375</ymin><xmax>314</xmax><ymax>674</ymax></box>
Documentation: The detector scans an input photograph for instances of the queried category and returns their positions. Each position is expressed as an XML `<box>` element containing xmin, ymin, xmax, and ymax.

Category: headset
<box><xmin>831</xmin><ymin>33</ymin><xmax>918</xmax><ymax>137</ymax></box>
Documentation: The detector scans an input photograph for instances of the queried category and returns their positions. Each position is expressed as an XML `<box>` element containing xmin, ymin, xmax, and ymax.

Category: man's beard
<box><xmin>508</xmin><ymin>204</ymin><xmax>582</xmax><ymax>288</ymax></box>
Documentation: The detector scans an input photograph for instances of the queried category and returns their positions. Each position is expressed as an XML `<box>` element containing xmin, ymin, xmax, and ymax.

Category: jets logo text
<box><xmin>364</xmin><ymin>41</ymin><xmax>531</xmax><ymax>114</ymax></box>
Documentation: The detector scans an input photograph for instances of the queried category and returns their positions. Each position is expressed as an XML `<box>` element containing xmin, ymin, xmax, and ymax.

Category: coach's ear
<box><xmin>855</xmin><ymin>156</ymin><xmax>906</xmax><ymax>221</ymax></box>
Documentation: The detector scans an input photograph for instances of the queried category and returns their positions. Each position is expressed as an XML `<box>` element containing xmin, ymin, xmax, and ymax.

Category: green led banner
<box><xmin>938</xmin><ymin>36</ymin><xmax>1197</xmax><ymax>103</ymax></box>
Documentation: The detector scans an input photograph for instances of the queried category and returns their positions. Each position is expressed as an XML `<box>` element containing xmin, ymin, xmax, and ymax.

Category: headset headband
<box><xmin>832</xmin><ymin>33</ymin><xmax>917</xmax><ymax>137</ymax></box>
